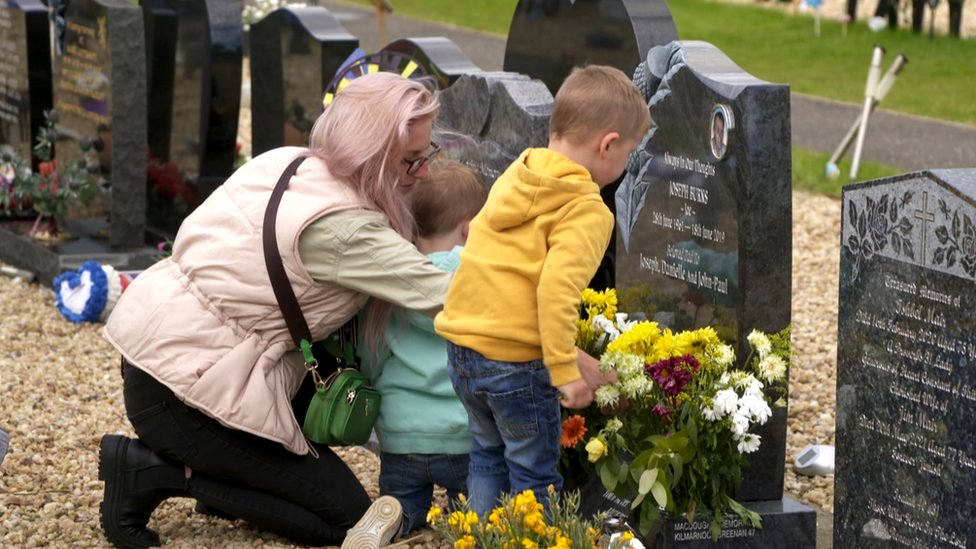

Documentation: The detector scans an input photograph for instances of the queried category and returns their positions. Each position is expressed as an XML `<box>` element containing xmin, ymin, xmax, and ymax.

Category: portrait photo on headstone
<box><xmin>710</xmin><ymin>103</ymin><xmax>732</xmax><ymax>160</ymax></box>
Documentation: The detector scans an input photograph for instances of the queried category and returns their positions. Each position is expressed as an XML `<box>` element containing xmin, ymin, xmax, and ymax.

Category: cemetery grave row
<box><xmin>6</xmin><ymin>1</ymin><xmax>972</xmax><ymax>547</ymax></box>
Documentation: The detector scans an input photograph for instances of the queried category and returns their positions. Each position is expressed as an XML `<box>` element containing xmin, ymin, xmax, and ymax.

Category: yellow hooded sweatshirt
<box><xmin>434</xmin><ymin>148</ymin><xmax>614</xmax><ymax>386</ymax></box>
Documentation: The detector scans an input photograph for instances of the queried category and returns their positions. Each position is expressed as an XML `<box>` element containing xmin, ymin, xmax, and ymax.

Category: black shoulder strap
<box><xmin>263</xmin><ymin>155</ymin><xmax>311</xmax><ymax>348</ymax></box>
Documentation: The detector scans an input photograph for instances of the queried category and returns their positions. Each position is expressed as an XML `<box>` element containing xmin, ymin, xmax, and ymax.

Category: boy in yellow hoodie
<box><xmin>434</xmin><ymin>65</ymin><xmax>651</xmax><ymax>515</ymax></box>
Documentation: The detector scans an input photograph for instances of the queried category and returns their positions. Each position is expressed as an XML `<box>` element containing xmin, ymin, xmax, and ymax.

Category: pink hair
<box><xmin>308</xmin><ymin>72</ymin><xmax>439</xmax><ymax>356</ymax></box>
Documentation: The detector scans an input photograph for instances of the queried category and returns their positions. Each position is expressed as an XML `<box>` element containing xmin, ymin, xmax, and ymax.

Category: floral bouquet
<box><xmin>428</xmin><ymin>486</ymin><xmax>640</xmax><ymax>549</ymax></box>
<box><xmin>564</xmin><ymin>288</ymin><xmax>790</xmax><ymax>540</ymax></box>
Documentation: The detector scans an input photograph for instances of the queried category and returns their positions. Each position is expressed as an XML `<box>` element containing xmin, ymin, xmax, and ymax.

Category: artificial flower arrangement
<box><xmin>564</xmin><ymin>288</ymin><xmax>791</xmax><ymax>541</ymax></box>
<box><xmin>428</xmin><ymin>486</ymin><xmax>638</xmax><ymax>549</ymax></box>
<box><xmin>0</xmin><ymin>110</ymin><xmax>104</xmax><ymax>238</ymax></box>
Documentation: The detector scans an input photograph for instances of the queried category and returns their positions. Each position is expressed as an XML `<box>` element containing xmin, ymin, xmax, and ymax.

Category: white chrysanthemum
<box><xmin>718</xmin><ymin>372</ymin><xmax>731</xmax><ymax>387</ymax></box>
<box><xmin>712</xmin><ymin>388</ymin><xmax>738</xmax><ymax>417</ymax></box>
<box><xmin>737</xmin><ymin>394</ymin><xmax>772</xmax><ymax>424</ymax></box>
<box><xmin>595</xmin><ymin>384</ymin><xmax>621</xmax><ymax>408</ymax></box>
<box><xmin>599</xmin><ymin>351</ymin><xmax>623</xmax><ymax>375</ymax></box>
<box><xmin>742</xmin><ymin>375</ymin><xmax>764</xmax><ymax>398</ymax></box>
<box><xmin>615</xmin><ymin>352</ymin><xmax>645</xmax><ymax>381</ymax></box>
<box><xmin>709</xmin><ymin>344</ymin><xmax>735</xmax><ymax>367</ymax></box>
<box><xmin>758</xmin><ymin>354</ymin><xmax>787</xmax><ymax>383</ymax></box>
<box><xmin>730</xmin><ymin>412</ymin><xmax>750</xmax><ymax>439</ymax></box>
<box><xmin>747</xmin><ymin>329</ymin><xmax>772</xmax><ymax>359</ymax></box>
<box><xmin>737</xmin><ymin>433</ymin><xmax>761</xmax><ymax>454</ymax></box>
<box><xmin>621</xmin><ymin>376</ymin><xmax>649</xmax><ymax>399</ymax></box>
<box><xmin>604</xmin><ymin>418</ymin><xmax>624</xmax><ymax>434</ymax></box>
<box><xmin>700</xmin><ymin>403</ymin><xmax>720</xmax><ymax>421</ymax></box>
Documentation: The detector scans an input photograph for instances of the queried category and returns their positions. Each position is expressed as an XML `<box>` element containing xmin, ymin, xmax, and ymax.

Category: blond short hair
<box><xmin>411</xmin><ymin>160</ymin><xmax>487</xmax><ymax>238</ymax></box>
<box><xmin>549</xmin><ymin>65</ymin><xmax>651</xmax><ymax>144</ymax></box>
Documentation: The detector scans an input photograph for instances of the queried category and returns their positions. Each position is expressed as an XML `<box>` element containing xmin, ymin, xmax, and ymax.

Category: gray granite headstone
<box><xmin>53</xmin><ymin>0</ymin><xmax>146</xmax><ymax>248</ymax></box>
<box><xmin>835</xmin><ymin>169</ymin><xmax>976</xmax><ymax>549</ymax></box>
<box><xmin>250</xmin><ymin>6</ymin><xmax>358</xmax><ymax>156</ymax></box>
<box><xmin>0</xmin><ymin>0</ymin><xmax>51</xmax><ymax>164</ymax></box>
<box><xmin>614</xmin><ymin>41</ymin><xmax>793</xmax><ymax>502</ymax></box>
<box><xmin>437</xmin><ymin>71</ymin><xmax>552</xmax><ymax>185</ymax></box>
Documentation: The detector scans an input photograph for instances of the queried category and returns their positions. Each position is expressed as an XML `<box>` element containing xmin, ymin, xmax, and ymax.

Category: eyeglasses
<box><xmin>403</xmin><ymin>141</ymin><xmax>441</xmax><ymax>176</ymax></box>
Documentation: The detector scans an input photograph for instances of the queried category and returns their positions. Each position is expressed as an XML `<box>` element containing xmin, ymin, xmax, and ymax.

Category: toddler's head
<box><xmin>411</xmin><ymin>160</ymin><xmax>487</xmax><ymax>252</ymax></box>
<box><xmin>549</xmin><ymin>65</ymin><xmax>651</xmax><ymax>186</ymax></box>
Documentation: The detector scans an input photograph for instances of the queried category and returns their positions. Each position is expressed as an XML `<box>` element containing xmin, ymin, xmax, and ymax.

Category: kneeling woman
<box><xmin>98</xmin><ymin>72</ymin><xmax>448</xmax><ymax>548</ymax></box>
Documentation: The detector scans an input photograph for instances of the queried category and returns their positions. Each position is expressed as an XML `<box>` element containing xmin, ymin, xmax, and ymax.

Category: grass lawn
<box><xmin>344</xmin><ymin>0</ymin><xmax>976</xmax><ymax>126</ymax></box>
<box><xmin>339</xmin><ymin>0</ymin><xmax>945</xmax><ymax>194</ymax></box>
<box><xmin>791</xmin><ymin>146</ymin><xmax>902</xmax><ymax>197</ymax></box>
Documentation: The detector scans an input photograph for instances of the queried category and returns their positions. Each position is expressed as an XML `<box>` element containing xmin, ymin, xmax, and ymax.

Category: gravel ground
<box><xmin>0</xmin><ymin>190</ymin><xmax>841</xmax><ymax>547</ymax></box>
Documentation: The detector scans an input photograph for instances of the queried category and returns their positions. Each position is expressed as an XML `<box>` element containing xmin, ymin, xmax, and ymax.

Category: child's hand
<box><xmin>576</xmin><ymin>348</ymin><xmax>617</xmax><ymax>389</ymax></box>
<box><xmin>557</xmin><ymin>378</ymin><xmax>593</xmax><ymax>409</ymax></box>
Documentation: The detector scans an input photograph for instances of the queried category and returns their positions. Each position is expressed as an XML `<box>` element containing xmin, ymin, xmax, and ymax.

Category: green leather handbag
<box><xmin>302</xmin><ymin>367</ymin><xmax>380</xmax><ymax>446</ymax></box>
<box><xmin>263</xmin><ymin>156</ymin><xmax>380</xmax><ymax>447</ymax></box>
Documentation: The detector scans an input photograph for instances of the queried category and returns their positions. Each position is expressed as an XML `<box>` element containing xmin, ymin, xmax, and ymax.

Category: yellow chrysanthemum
<box><xmin>650</xmin><ymin>328</ymin><xmax>696</xmax><ymax>362</ymax></box>
<box><xmin>426</xmin><ymin>506</ymin><xmax>442</xmax><ymax>524</ymax></box>
<box><xmin>621</xmin><ymin>531</ymin><xmax>634</xmax><ymax>542</ymax></box>
<box><xmin>606</xmin><ymin>321</ymin><xmax>660</xmax><ymax>357</ymax></box>
<box><xmin>454</xmin><ymin>534</ymin><xmax>476</xmax><ymax>549</ymax></box>
<box><xmin>521</xmin><ymin>539</ymin><xmax>539</xmax><ymax>549</ymax></box>
<box><xmin>691</xmin><ymin>326</ymin><xmax>721</xmax><ymax>348</ymax></box>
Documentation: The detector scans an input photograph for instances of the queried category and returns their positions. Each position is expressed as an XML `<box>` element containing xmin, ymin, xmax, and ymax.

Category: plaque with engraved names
<box><xmin>0</xmin><ymin>0</ymin><xmax>51</xmax><ymax>163</ymax></box>
<box><xmin>835</xmin><ymin>169</ymin><xmax>976</xmax><ymax>549</ymax></box>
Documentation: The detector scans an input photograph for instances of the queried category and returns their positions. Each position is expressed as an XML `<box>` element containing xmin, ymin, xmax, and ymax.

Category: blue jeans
<box><xmin>446</xmin><ymin>343</ymin><xmax>563</xmax><ymax>516</ymax></box>
<box><xmin>379</xmin><ymin>452</ymin><xmax>469</xmax><ymax>534</ymax></box>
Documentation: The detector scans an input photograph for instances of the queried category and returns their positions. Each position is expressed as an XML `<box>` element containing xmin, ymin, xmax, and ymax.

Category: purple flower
<box><xmin>646</xmin><ymin>355</ymin><xmax>700</xmax><ymax>396</ymax></box>
<box><xmin>652</xmin><ymin>403</ymin><xmax>671</xmax><ymax>417</ymax></box>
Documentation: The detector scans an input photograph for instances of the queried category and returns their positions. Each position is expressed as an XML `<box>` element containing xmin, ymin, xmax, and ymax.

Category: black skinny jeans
<box><xmin>122</xmin><ymin>360</ymin><xmax>370</xmax><ymax>546</ymax></box>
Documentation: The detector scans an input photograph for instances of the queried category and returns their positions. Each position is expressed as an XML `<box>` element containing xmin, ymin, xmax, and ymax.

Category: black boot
<box><xmin>98</xmin><ymin>435</ymin><xmax>187</xmax><ymax>548</ymax></box>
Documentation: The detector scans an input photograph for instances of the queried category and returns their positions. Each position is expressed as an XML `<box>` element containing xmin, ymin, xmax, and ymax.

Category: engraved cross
<box><xmin>914</xmin><ymin>191</ymin><xmax>935</xmax><ymax>264</ymax></box>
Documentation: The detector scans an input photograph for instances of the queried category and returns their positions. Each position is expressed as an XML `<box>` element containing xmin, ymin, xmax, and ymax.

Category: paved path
<box><xmin>319</xmin><ymin>0</ymin><xmax>976</xmax><ymax>173</ymax></box>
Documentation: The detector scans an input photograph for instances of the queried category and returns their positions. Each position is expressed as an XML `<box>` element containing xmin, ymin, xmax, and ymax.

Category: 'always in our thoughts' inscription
<box><xmin>835</xmin><ymin>170</ymin><xmax>976</xmax><ymax>549</ymax></box>
<box><xmin>638</xmin><ymin>151</ymin><xmax>731</xmax><ymax>300</ymax></box>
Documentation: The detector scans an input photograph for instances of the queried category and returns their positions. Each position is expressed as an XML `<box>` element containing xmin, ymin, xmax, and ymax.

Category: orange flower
<box><xmin>560</xmin><ymin>415</ymin><xmax>587</xmax><ymax>448</ymax></box>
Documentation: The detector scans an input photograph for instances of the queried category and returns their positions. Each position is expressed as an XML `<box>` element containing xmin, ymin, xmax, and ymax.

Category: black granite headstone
<box><xmin>613</xmin><ymin>41</ymin><xmax>792</xmax><ymax>502</ymax></box>
<box><xmin>835</xmin><ymin>169</ymin><xmax>976</xmax><ymax>549</ymax></box>
<box><xmin>250</xmin><ymin>6</ymin><xmax>358</xmax><ymax>156</ymax></box>
<box><xmin>0</xmin><ymin>0</ymin><xmax>52</xmax><ymax>164</ymax></box>
<box><xmin>141</xmin><ymin>0</ymin><xmax>177</xmax><ymax>162</ymax></box>
<box><xmin>381</xmin><ymin>37</ymin><xmax>483</xmax><ymax>91</ymax></box>
<box><xmin>504</xmin><ymin>0</ymin><xmax>679</xmax><ymax>291</ymax></box>
<box><xmin>53</xmin><ymin>0</ymin><xmax>146</xmax><ymax>248</ymax></box>
<box><xmin>141</xmin><ymin>0</ymin><xmax>243</xmax><ymax>236</ymax></box>
<box><xmin>504</xmin><ymin>0</ymin><xmax>678</xmax><ymax>96</ymax></box>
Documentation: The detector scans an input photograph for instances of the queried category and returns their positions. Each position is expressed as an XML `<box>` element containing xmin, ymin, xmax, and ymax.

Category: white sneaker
<box><xmin>341</xmin><ymin>495</ymin><xmax>403</xmax><ymax>549</ymax></box>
